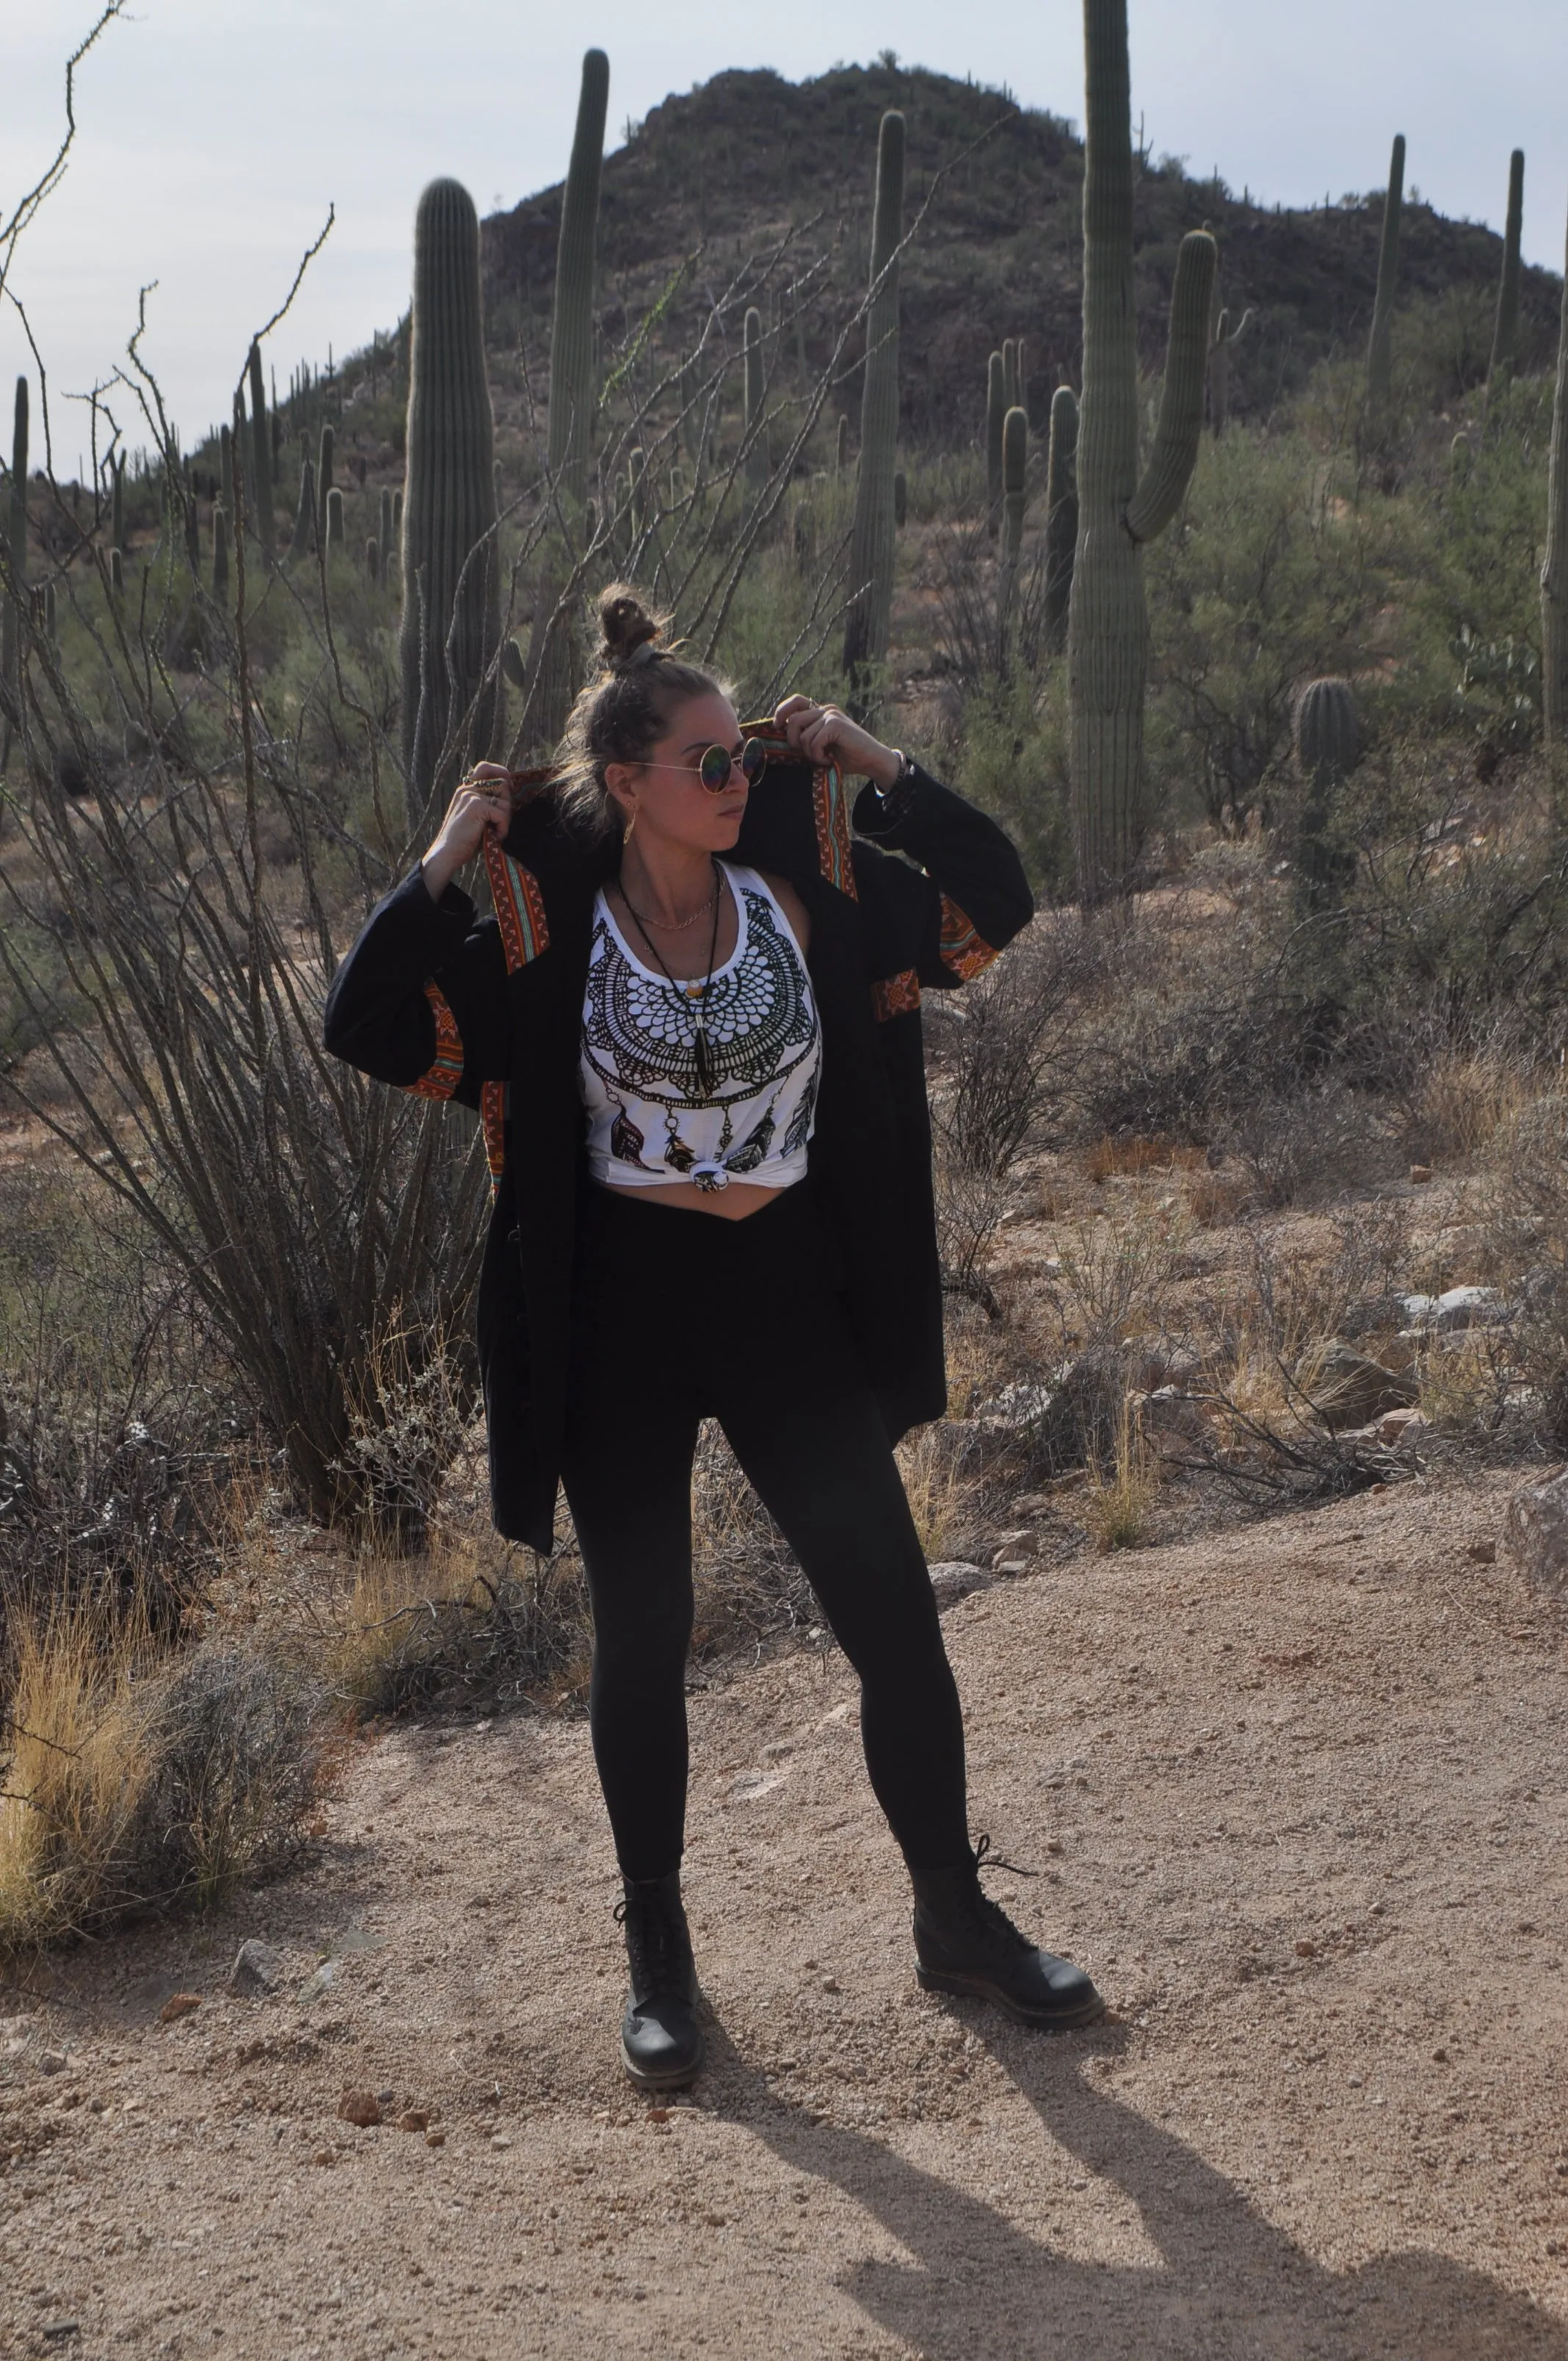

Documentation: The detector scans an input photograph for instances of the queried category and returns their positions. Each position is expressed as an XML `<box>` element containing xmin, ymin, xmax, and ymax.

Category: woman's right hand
<box><xmin>421</xmin><ymin>765</ymin><xmax>516</xmax><ymax>902</ymax></box>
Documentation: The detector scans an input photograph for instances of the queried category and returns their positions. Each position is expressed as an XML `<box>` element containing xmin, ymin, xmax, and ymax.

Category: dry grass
<box><xmin>1084</xmin><ymin>1398</ymin><xmax>1158</xmax><ymax>1552</ymax></box>
<box><xmin>0</xmin><ymin>1595</ymin><xmax>317</xmax><ymax>1956</ymax></box>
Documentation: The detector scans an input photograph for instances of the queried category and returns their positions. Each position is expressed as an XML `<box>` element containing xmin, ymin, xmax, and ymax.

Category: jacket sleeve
<box><xmin>852</xmin><ymin>761</ymin><xmax>1034</xmax><ymax>991</ymax></box>
<box><xmin>322</xmin><ymin>867</ymin><xmax>511</xmax><ymax>1109</ymax></box>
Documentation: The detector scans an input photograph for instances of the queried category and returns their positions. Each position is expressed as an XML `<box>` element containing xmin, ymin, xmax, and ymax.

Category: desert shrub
<box><xmin>0</xmin><ymin>1610</ymin><xmax>318</xmax><ymax>1954</ymax></box>
<box><xmin>1476</xmin><ymin>1089</ymin><xmax>1568</xmax><ymax>1452</ymax></box>
<box><xmin>950</xmin><ymin>672</ymin><xmax>1072</xmax><ymax>896</ymax></box>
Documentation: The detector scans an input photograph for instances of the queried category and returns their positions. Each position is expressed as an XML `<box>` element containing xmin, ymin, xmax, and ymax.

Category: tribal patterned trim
<box><xmin>810</xmin><ymin>762</ymin><xmax>858</xmax><ymax>899</ymax></box>
<box><xmin>871</xmin><ymin>968</ymin><xmax>922</xmax><ymax>1022</ymax></box>
<box><xmin>483</xmin><ymin>838</ymin><xmax>551</xmax><ymax>973</ymax></box>
<box><xmin>739</xmin><ymin>723</ymin><xmax>860</xmax><ymax>902</ymax></box>
<box><xmin>938</xmin><ymin>894</ymin><xmax>1001</xmax><ymax>982</ymax></box>
<box><xmin>406</xmin><ymin>980</ymin><xmax>464</xmax><ymax>1100</ymax></box>
<box><xmin>480</xmin><ymin>1080</ymin><xmax>508</xmax><ymax>1197</ymax></box>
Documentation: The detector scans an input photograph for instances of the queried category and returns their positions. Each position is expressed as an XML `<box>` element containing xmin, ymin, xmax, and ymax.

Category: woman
<box><xmin>324</xmin><ymin>587</ymin><xmax>1102</xmax><ymax>2089</ymax></box>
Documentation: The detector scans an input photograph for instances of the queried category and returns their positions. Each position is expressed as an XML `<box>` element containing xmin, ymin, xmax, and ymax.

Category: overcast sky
<box><xmin>3</xmin><ymin>0</ymin><xmax>1566</xmax><ymax>475</ymax></box>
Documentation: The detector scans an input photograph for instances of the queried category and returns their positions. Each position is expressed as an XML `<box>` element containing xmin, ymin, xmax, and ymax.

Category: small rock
<box><xmin>1409</xmin><ymin>1164</ymin><xmax>1432</xmax><ymax>1184</ymax></box>
<box><xmin>1504</xmin><ymin>1466</ymin><xmax>1568</xmax><ymax>1599</ymax></box>
<box><xmin>1294</xmin><ymin>1940</ymin><xmax>1316</xmax><ymax>1959</ymax></box>
<box><xmin>337</xmin><ymin>2089</ymin><xmax>382</xmax><ymax>2129</ymax></box>
<box><xmin>297</xmin><ymin>1959</ymin><xmax>338</xmax><ymax>2004</ymax></box>
<box><xmin>1468</xmin><ymin>1538</ymin><xmax>1497</xmax><ymax>1565</ymax></box>
<box><xmin>312</xmin><ymin>2148</ymin><xmax>337</xmax><ymax>2168</ymax></box>
<box><xmin>39</xmin><ymin>2050</ymin><xmax>68</xmax><ymax>2075</ymax></box>
<box><xmin>40</xmin><ymin>2324</ymin><xmax>80</xmax><ymax>2346</ymax></box>
<box><xmin>397</xmin><ymin>2109</ymin><xmax>430</xmax><ymax>2133</ymax></box>
<box><xmin>226</xmin><ymin>1940</ymin><xmax>283</xmax><ymax>1999</ymax></box>
<box><xmin>491</xmin><ymin>2133</ymin><xmax>513</xmax><ymax>2150</ymax></box>
<box><xmin>1301</xmin><ymin>1343</ymin><xmax>1418</xmax><ymax>1433</ymax></box>
<box><xmin>1376</xmin><ymin>1405</ymin><xmax>1429</xmax><ymax>1446</ymax></box>
<box><xmin>928</xmin><ymin>1562</ymin><xmax>990</xmax><ymax>1609</ymax></box>
<box><xmin>159</xmin><ymin>1992</ymin><xmax>203</xmax><ymax>2024</ymax></box>
<box><xmin>990</xmin><ymin>1529</ymin><xmax>1034</xmax><ymax>1569</ymax></box>
<box><xmin>1399</xmin><ymin>1285</ymin><xmax>1507</xmax><ymax>1333</ymax></box>
<box><xmin>426</xmin><ymin>2128</ymin><xmax>446</xmax><ymax>2148</ymax></box>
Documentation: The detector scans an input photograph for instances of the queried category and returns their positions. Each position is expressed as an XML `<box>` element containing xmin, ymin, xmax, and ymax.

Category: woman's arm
<box><xmin>322</xmin><ymin>769</ymin><xmax>515</xmax><ymax>1103</ymax></box>
<box><xmin>772</xmin><ymin>697</ymin><xmax>1034</xmax><ymax>987</ymax></box>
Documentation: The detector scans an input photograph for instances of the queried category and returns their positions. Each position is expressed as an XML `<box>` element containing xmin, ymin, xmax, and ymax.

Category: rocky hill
<box><xmin>479</xmin><ymin>59</ymin><xmax>1563</xmax><ymax>449</ymax></box>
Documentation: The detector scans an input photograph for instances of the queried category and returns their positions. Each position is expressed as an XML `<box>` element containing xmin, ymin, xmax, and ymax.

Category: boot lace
<box><xmin>972</xmin><ymin>1832</ymin><xmax>1037</xmax><ymax>1955</ymax></box>
<box><xmin>614</xmin><ymin>1882</ymin><xmax>689</xmax><ymax>2001</ymax></box>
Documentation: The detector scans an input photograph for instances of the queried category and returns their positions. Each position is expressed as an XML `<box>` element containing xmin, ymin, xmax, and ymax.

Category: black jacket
<box><xmin>322</xmin><ymin>742</ymin><xmax>1032</xmax><ymax>1552</ymax></box>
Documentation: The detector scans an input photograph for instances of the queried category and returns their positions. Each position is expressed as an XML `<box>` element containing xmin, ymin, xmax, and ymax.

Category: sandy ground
<box><xmin>4</xmin><ymin>1467</ymin><xmax>1568</xmax><ymax>2360</ymax></box>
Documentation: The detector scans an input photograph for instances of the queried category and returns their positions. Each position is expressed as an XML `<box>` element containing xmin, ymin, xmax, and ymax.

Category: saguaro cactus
<box><xmin>212</xmin><ymin>501</ymin><xmax>230</xmax><ymax>602</ymax></box>
<box><xmin>1</xmin><ymin>377</ymin><xmax>28</xmax><ymax>769</ymax></box>
<box><xmin>325</xmin><ymin>485</ymin><xmax>344</xmax><ymax>546</ymax></box>
<box><xmin>316</xmin><ymin>423</ymin><xmax>335</xmax><ymax>544</ymax></box>
<box><xmin>1042</xmin><ymin>385</ymin><xmax>1079</xmax><ymax>652</ymax></box>
<box><xmin>1542</xmin><ymin>199</ymin><xmax>1568</xmax><ymax>750</ymax></box>
<box><xmin>1489</xmin><ymin>148</ymin><xmax>1525</xmax><ymax>389</ymax></box>
<box><xmin>842</xmin><ymin>109</ymin><xmax>905</xmax><ymax>699</ymax></box>
<box><xmin>526</xmin><ymin>48</ymin><xmax>609</xmax><ymax>752</ymax></box>
<box><xmin>399</xmin><ymin>176</ymin><xmax>501</xmax><ymax>830</ymax></box>
<box><xmin>1208</xmin><ymin>291</ymin><xmax>1253</xmax><ymax>437</ymax></box>
<box><xmin>111</xmin><ymin>451</ymin><xmax>125</xmax><ymax>561</ymax></box>
<box><xmin>744</xmin><ymin>305</ymin><xmax>766</xmax><ymax>487</ymax></box>
<box><xmin>1365</xmin><ymin>134</ymin><xmax>1406</xmax><ymax>429</ymax></box>
<box><xmin>548</xmin><ymin>48</ymin><xmax>609</xmax><ymax>506</ymax></box>
<box><xmin>986</xmin><ymin>351</ymin><xmax>1006</xmax><ymax>523</ymax></box>
<box><xmin>1067</xmin><ymin>0</ymin><xmax>1217</xmax><ymax>900</ymax></box>
<box><xmin>247</xmin><ymin>341</ymin><xmax>274</xmax><ymax>551</ymax></box>
<box><xmin>291</xmin><ymin>454</ymin><xmax>317</xmax><ymax>559</ymax></box>
<box><xmin>1002</xmin><ymin>338</ymin><xmax>1018</xmax><ymax>414</ymax></box>
<box><xmin>997</xmin><ymin>405</ymin><xmax>1028</xmax><ymax>670</ymax></box>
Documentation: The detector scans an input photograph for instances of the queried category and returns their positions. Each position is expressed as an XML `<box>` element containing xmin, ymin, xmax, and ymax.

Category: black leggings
<box><xmin>560</xmin><ymin>1181</ymin><xmax>971</xmax><ymax>1884</ymax></box>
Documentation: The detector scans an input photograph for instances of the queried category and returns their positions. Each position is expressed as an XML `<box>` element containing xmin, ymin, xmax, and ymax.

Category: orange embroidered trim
<box><xmin>483</xmin><ymin>838</ymin><xmax>550</xmax><ymax>973</ymax></box>
<box><xmin>406</xmin><ymin>980</ymin><xmax>464</xmax><ymax>1100</ymax></box>
<box><xmin>871</xmin><ymin>968</ymin><xmax>922</xmax><ymax>1022</ymax></box>
<box><xmin>810</xmin><ymin>764</ymin><xmax>858</xmax><ymax>899</ymax></box>
<box><xmin>938</xmin><ymin>894</ymin><xmax>1000</xmax><ymax>982</ymax></box>
<box><xmin>480</xmin><ymin>1080</ymin><xmax>507</xmax><ymax>1197</ymax></box>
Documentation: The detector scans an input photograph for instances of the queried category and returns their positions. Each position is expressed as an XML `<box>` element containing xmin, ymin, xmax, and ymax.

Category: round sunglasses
<box><xmin>643</xmin><ymin>740</ymin><xmax>769</xmax><ymax>794</ymax></box>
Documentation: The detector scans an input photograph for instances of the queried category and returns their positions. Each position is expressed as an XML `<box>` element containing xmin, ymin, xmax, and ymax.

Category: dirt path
<box><xmin>4</xmin><ymin>1469</ymin><xmax>1568</xmax><ymax>2359</ymax></box>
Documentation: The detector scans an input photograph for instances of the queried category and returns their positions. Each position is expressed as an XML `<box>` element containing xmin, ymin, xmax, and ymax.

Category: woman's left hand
<box><xmin>772</xmin><ymin>695</ymin><xmax>901</xmax><ymax>789</ymax></box>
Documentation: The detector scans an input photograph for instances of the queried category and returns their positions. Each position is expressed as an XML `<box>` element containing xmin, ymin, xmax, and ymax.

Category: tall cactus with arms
<box><xmin>399</xmin><ymin>177</ymin><xmax>501</xmax><ymax>833</ymax></box>
<box><xmin>1067</xmin><ymin>0</ymin><xmax>1216</xmax><ymax>899</ymax></box>
<box><xmin>1365</xmin><ymin>134</ymin><xmax>1406</xmax><ymax>430</ymax></box>
<box><xmin>842</xmin><ymin>109</ymin><xmax>904</xmax><ymax>703</ymax></box>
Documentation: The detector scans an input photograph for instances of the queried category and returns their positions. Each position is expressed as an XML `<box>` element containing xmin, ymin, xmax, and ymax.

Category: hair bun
<box><xmin>598</xmin><ymin>584</ymin><xmax>665</xmax><ymax>672</ymax></box>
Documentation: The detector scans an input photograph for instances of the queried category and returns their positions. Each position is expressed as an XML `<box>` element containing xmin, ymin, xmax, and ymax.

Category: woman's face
<box><xmin>607</xmin><ymin>690</ymin><xmax>749</xmax><ymax>855</ymax></box>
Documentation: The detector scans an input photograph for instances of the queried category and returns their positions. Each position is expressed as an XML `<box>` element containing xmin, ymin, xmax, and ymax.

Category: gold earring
<box><xmin>623</xmin><ymin>804</ymin><xmax>638</xmax><ymax>842</ymax></box>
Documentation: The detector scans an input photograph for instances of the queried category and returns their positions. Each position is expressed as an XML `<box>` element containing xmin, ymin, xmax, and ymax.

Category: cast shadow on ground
<box><xmin>696</xmin><ymin>2011</ymin><xmax>1566</xmax><ymax>2361</ymax></box>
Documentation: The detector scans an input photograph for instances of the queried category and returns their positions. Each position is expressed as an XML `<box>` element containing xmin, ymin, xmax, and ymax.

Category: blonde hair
<box><xmin>555</xmin><ymin>585</ymin><xmax>733</xmax><ymax>843</ymax></box>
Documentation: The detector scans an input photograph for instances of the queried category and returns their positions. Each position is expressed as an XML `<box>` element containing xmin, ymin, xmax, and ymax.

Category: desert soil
<box><xmin>4</xmin><ymin>1467</ymin><xmax>1567</xmax><ymax>2360</ymax></box>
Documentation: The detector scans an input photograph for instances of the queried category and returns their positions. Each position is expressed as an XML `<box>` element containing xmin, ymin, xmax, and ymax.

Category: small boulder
<box><xmin>1302</xmin><ymin>1343</ymin><xmax>1418</xmax><ymax>1433</ymax></box>
<box><xmin>928</xmin><ymin>1562</ymin><xmax>990</xmax><ymax>1609</ymax></box>
<box><xmin>1504</xmin><ymin>1466</ymin><xmax>1568</xmax><ymax>1600</ymax></box>
<box><xmin>1376</xmin><ymin>1405</ymin><xmax>1429</xmax><ymax>1447</ymax></box>
<box><xmin>225</xmin><ymin>1940</ymin><xmax>283</xmax><ymax>1999</ymax></box>
<box><xmin>337</xmin><ymin>2089</ymin><xmax>382</xmax><ymax>2128</ymax></box>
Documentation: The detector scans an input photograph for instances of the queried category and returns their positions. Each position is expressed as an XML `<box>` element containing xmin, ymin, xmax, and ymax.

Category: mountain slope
<box><xmin>480</xmin><ymin>59</ymin><xmax>1563</xmax><ymax>447</ymax></box>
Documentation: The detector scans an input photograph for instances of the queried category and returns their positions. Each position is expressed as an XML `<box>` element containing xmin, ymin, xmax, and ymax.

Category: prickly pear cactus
<box><xmin>1067</xmin><ymin>0</ymin><xmax>1216</xmax><ymax>898</ymax></box>
<box><xmin>841</xmin><ymin>109</ymin><xmax>905</xmax><ymax>701</ymax></box>
<box><xmin>399</xmin><ymin>176</ymin><xmax>501</xmax><ymax>828</ymax></box>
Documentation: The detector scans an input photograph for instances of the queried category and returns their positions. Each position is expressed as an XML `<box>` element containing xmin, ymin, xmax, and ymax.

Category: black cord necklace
<box><xmin>618</xmin><ymin>857</ymin><xmax>724</xmax><ymax>1097</ymax></box>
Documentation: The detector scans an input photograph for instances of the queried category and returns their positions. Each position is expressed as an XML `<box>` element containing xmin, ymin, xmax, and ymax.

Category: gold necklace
<box><xmin>616</xmin><ymin>873</ymin><xmax>721</xmax><ymax>932</ymax></box>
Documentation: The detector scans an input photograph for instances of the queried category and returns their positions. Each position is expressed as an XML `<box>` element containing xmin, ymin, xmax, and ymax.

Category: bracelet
<box><xmin>872</xmin><ymin>750</ymin><xmax>917</xmax><ymax>824</ymax></box>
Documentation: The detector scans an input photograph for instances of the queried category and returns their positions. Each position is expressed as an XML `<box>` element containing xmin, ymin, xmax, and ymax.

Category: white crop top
<box><xmin>578</xmin><ymin>863</ymin><xmax>821</xmax><ymax>1194</ymax></box>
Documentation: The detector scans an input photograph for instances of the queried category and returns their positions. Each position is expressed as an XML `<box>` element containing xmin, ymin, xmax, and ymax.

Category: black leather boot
<box><xmin>615</xmin><ymin>1871</ymin><xmax>705</xmax><ymax>2089</ymax></box>
<box><xmin>911</xmin><ymin>1840</ymin><xmax>1104</xmax><ymax>2030</ymax></box>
